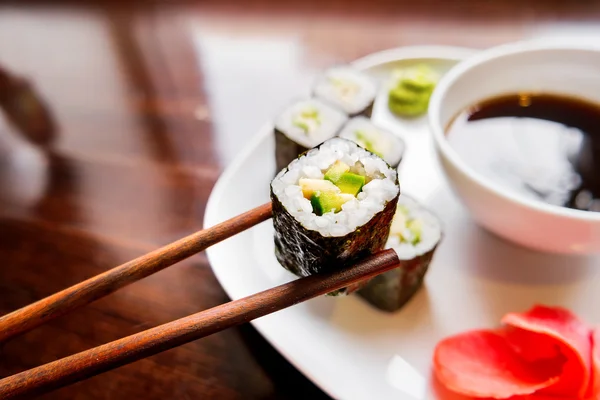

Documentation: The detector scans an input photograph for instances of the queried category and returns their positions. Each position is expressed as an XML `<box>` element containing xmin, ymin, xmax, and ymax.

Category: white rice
<box><xmin>386</xmin><ymin>195</ymin><xmax>442</xmax><ymax>260</ymax></box>
<box><xmin>313</xmin><ymin>67</ymin><xmax>377</xmax><ymax>115</ymax></box>
<box><xmin>339</xmin><ymin>117</ymin><xmax>405</xmax><ymax>166</ymax></box>
<box><xmin>271</xmin><ymin>138</ymin><xmax>399</xmax><ymax>237</ymax></box>
<box><xmin>274</xmin><ymin>98</ymin><xmax>347</xmax><ymax>149</ymax></box>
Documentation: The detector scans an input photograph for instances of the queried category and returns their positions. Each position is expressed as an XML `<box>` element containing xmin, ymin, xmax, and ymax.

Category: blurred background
<box><xmin>0</xmin><ymin>0</ymin><xmax>599</xmax><ymax>399</ymax></box>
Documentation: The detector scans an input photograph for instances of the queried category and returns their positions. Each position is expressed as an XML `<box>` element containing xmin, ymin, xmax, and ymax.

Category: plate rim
<box><xmin>204</xmin><ymin>45</ymin><xmax>477</xmax><ymax>399</ymax></box>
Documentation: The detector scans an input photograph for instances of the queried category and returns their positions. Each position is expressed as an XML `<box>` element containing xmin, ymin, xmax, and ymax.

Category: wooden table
<box><xmin>1</xmin><ymin>1</ymin><xmax>599</xmax><ymax>398</ymax></box>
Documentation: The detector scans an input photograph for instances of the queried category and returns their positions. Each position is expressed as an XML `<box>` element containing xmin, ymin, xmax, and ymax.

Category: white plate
<box><xmin>204</xmin><ymin>46</ymin><xmax>600</xmax><ymax>400</ymax></box>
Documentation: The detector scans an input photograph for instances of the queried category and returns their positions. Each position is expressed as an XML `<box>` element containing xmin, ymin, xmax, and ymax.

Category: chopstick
<box><xmin>0</xmin><ymin>203</ymin><xmax>273</xmax><ymax>342</ymax></box>
<box><xmin>0</xmin><ymin>249</ymin><xmax>399</xmax><ymax>399</ymax></box>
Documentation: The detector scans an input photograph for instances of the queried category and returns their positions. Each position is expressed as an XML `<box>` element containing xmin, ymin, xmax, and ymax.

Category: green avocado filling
<box><xmin>388</xmin><ymin>64</ymin><xmax>438</xmax><ymax>118</ymax></box>
<box><xmin>331</xmin><ymin>172</ymin><xmax>365</xmax><ymax>196</ymax></box>
<box><xmin>329</xmin><ymin>77</ymin><xmax>360</xmax><ymax>101</ymax></box>
<box><xmin>310</xmin><ymin>192</ymin><xmax>355</xmax><ymax>216</ymax></box>
<box><xmin>300</xmin><ymin>161</ymin><xmax>367</xmax><ymax>215</ymax></box>
<box><xmin>323</xmin><ymin>160</ymin><xmax>350</xmax><ymax>182</ymax></box>
<box><xmin>324</xmin><ymin>161</ymin><xmax>365</xmax><ymax>196</ymax></box>
<box><xmin>354</xmin><ymin>130</ymin><xmax>383</xmax><ymax>158</ymax></box>
<box><xmin>292</xmin><ymin>108</ymin><xmax>321</xmax><ymax>133</ymax></box>
<box><xmin>391</xmin><ymin>205</ymin><xmax>423</xmax><ymax>245</ymax></box>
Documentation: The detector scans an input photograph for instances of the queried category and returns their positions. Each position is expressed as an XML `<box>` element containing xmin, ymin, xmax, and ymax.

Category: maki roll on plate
<box><xmin>313</xmin><ymin>67</ymin><xmax>377</xmax><ymax>117</ymax></box>
<box><xmin>270</xmin><ymin>137</ymin><xmax>400</xmax><ymax>293</ymax></box>
<box><xmin>339</xmin><ymin>117</ymin><xmax>406</xmax><ymax>168</ymax></box>
<box><xmin>359</xmin><ymin>195</ymin><xmax>442</xmax><ymax>311</ymax></box>
<box><xmin>274</xmin><ymin>99</ymin><xmax>347</xmax><ymax>173</ymax></box>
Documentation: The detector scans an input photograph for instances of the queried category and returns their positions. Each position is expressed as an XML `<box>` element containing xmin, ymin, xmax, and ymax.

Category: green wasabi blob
<box><xmin>388</xmin><ymin>86</ymin><xmax>424</xmax><ymax>105</ymax></box>
<box><xmin>388</xmin><ymin>97</ymin><xmax>430</xmax><ymax>117</ymax></box>
<box><xmin>388</xmin><ymin>64</ymin><xmax>438</xmax><ymax>118</ymax></box>
<box><xmin>388</xmin><ymin>86</ymin><xmax>431</xmax><ymax>117</ymax></box>
<box><xmin>399</xmin><ymin>64</ymin><xmax>438</xmax><ymax>92</ymax></box>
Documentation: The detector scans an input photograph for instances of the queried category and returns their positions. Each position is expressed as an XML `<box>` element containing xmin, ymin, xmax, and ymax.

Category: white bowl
<box><xmin>428</xmin><ymin>41</ymin><xmax>600</xmax><ymax>255</ymax></box>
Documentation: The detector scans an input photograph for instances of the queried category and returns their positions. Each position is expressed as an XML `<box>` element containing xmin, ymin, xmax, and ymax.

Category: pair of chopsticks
<box><xmin>0</xmin><ymin>202</ymin><xmax>400</xmax><ymax>399</ymax></box>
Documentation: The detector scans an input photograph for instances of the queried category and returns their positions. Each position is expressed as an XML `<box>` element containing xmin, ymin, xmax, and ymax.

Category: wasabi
<box><xmin>388</xmin><ymin>64</ymin><xmax>439</xmax><ymax>118</ymax></box>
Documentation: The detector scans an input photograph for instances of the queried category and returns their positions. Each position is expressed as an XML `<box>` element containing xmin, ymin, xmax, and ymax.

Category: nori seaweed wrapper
<box><xmin>271</xmin><ymin>171</ymin><xmax>399</xmax><ymax>294</ymax></box>
<box><xmin>274</xmin><ymin>128</ymin><xmax>309</xmax><ymax>174</ymax></box>
<box><xmin>357</xmin><ymin>245</ymin><xmax>438</xmax><ymax>312</ymax></box>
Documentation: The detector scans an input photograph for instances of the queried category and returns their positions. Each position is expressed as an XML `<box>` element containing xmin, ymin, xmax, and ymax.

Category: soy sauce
<box><xmin>446</xmin><ymin>93</ymin><xmax>600</xmax><ymax>212</ymax></box>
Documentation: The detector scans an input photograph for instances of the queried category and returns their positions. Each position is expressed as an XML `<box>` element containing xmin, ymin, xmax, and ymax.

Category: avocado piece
<box><xmin>391</xmin><ymin>206</ymin><xmax>422</xmax><ymax>245</ymax></box>
<box><xmin>292</xmin><ymin>108</ymin><xmax>321</xmax><ymax>134</ymax></box>
<box><xmin>324</xmin><ymin>162</ymin><xmax>365</xmax><ymax>195</ymax></box>
<box><xmin>310</xmin><ymin>192</ymin><xmax>354</xmax><ymax>215</ymax></box>
<box><xmin>299</xmin><ymin>178</ymin><xmax>340</xmax><ymax>199</ymax></box>
<box><xmin>324</xmin><ymin>161</ymin><xmax>350</xmax><ymax>183</ymax></box>
<box><xmin>407</xmin><ymin>219</ymin><xmax>423</xmax><ymax>245</ymax></box>
<box><xmin>292</xmin><ymin>119</ymin><xmax>310</xmax><ymax>133</ymax></box>
<box><xmin>334</xmin><ymin>172</ymin><xmax>365</xmax><ymax>196</ymax></box>
<box><xmin>300</xmin><ymin>108</ymin><xmax>320</xmax><ymax>119</ymax></box>
<box><xmin>355</xmin><ymin>130</ymin><xmax>383</xmax><ymax>158</ymax></box>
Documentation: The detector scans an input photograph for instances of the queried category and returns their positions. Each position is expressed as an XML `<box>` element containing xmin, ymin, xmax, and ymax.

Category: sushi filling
<box><xmin>314</xmin><ymin>67</ymin><xmax>377</xmax><ymax>115</ymax></box>
<box><xmin>299</xmin><ymin>160</ymin><xmax>367</xmax><ymax>216</ymax></box>
<box><xmin>291</xmin><ymin>108</ymin><xmax>321</xmax><ymax>134</ymax></box>
<box><xmin>386</xmin><ymin>196</ymin><xmax>442</xmax><ymax>260</ymax></box>
<box><xmin>354</xmin><ymin>131</ymin><xmax>382</xmax><ymax>157</ymax></box>
<box><xmin>272</xmin><ymin>138</ymin><xmax>398</xmax><ymax>237</ymax></box>
<box><xmin>339</xmin><ymin>117</ymin><xmax>405</xmax><ymax>167</ymax></box>
<box><xmin>275</xmin><ymin>99</ymin><xmax>347</xmax><ymax>148</ymax></box>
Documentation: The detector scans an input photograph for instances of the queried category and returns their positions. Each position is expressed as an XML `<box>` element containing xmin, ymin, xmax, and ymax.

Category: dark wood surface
<box><xmin>1</xmin><ymin>1</ymin><xmax>600</xmax><ymax>399</ymax></box>
<box><xmin>0</xmin><ymin>250</ymin><xmax>399</xmax><ymax>399</ymax></box>
<box><xmin>0</xmin><ymin>203</ymin><xmax>272</xmax><ymax>342</ymax></box>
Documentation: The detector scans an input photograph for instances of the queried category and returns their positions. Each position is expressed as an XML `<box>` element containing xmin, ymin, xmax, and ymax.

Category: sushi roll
<box><xmin>313</xmin><ymin>67</ymin><xmax>377</xmax><ymax>118</ymax></box>
<box><xmin>270</xmin><ymin>137</ymin><xmax>400</xmax><ymax>294</ymax></box>
<box><xmin>358</xmin><ymin>195</ymin><xmax>442</xmax><ymax>311</ymax></box>
<box><xmin>339</xmin><ymin>117</ymin><xmax>406</xmax><ymax>168</ymax></box>
<box><xmin>274</xmin><ymin>99</ymin><xmax>347</xmax><ymax>173</ymax></box>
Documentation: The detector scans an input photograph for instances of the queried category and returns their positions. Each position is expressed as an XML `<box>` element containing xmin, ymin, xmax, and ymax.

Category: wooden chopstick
<box><xmin>0</xmin><ymin>249</ymin><xmax>399</xmax><ymax>399</ymax></box>
<box><xmin>0</xmin><ymin>203</ymin><xmax>273</xmax><ymax>342</ymax></box>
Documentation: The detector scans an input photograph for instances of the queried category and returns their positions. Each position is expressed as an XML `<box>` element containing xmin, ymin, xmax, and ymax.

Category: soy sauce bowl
<box><xmin>428</xmin><ymin>40</ymin><xmax>600</xmax><ymax>255</ymax></box>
